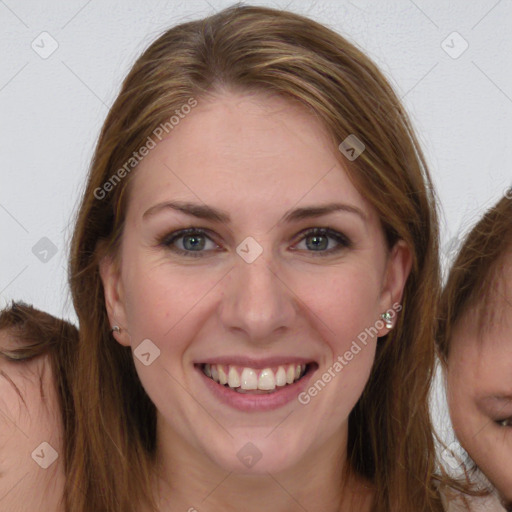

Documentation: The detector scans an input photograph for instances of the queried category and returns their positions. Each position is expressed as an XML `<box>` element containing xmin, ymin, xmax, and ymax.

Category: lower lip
<box><xmin>195</xmin><ymin>365</ymin><xmax>317</xmax><ymax>412</ymax></box>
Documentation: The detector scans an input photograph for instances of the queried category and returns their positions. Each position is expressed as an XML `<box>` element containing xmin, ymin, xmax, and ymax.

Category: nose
<box><xmin>219</xmin><ymin>253</ymin><xmax>297</xmax><ymax>344</ymax></box>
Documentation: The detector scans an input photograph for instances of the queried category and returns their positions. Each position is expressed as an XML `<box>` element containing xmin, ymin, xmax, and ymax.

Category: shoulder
<box><xmin>0</xmin><ymin>320</ymin><xmax>66</xmax><ymax>511</ymax></box>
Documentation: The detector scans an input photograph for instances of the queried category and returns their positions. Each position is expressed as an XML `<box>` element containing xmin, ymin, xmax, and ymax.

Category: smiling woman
<box><xmin>0</xmin><ymin>3</ymin><xmax>481</xmax><ymax>512</ymax></box>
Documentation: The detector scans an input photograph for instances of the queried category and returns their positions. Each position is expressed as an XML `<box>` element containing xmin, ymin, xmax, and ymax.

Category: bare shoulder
<box><xmin>0</xmin><ymin>329</ymin><xmax>66</xmax><ymax>511</ymax></box>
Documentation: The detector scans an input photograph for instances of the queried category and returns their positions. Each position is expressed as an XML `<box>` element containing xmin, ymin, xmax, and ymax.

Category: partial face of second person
<box><xmin>101</xmin><ymin>89</ymin><xmax>411</xmax><ymax>477</ymax></box>
<box><xmin>448</xmin><ymin>254</ymin><xmax>512</xmax><ymax>505</ymax></box>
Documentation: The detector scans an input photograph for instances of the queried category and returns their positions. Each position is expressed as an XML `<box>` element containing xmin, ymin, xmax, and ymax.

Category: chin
<box><xmin>203</xmin><ymin>437</ymin><xmax>301</xmax><ymax>475</ymax></box>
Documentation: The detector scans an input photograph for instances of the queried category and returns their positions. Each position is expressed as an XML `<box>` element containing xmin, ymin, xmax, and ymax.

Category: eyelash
<box><xmin>158</xmin><ymin>227</ymin><xmax>352</xmax><ymax>258</ymax></box>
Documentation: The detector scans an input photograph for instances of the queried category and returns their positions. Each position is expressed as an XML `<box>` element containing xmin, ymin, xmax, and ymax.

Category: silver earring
<box><xmin>111</xmin><ymin>325</ymin><xmax>121</xmax><ymax>333</ymax></box>
<box><xmin>381</xmin><ymin>312</ymin><xmax>393</xmax><ymax>329</ymax></box>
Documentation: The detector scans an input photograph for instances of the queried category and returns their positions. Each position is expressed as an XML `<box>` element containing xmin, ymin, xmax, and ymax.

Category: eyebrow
<box><xmin>142</xmin><ymin>200</ymin><xmax>367</xmax><ymax>224</ymax></box>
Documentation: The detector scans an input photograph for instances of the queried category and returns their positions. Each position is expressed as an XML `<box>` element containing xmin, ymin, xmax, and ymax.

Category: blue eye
<box><xmin>159</xmin><ymin>226</ymin><xmax>351</xmax><ymax>258</ymax></box>
<box><xmin>292</xmin><ymin>227</ymin><xmax>352</xmax><ymax>255</ymax></box>
<box><xmin>160</xmin><ymin>228</ymin><xmax>220</xmax><ymax>258</ymax></box>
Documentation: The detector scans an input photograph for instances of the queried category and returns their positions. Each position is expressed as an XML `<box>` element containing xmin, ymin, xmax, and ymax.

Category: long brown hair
<box><xmin>437</xmin><ymin>194</ymin><xmax>512</xmax><ymax>360</ymax></box>
<box><xmin>1</xmin><ymin>4</ymin><xmax>467</xmax><ymax>511</ymax></box>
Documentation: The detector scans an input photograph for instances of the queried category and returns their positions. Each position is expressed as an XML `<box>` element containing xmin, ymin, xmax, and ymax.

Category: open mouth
<box><xmin>197</xmin><ymin>362</ymin><xmax>316</xmax><ymax>395</ymax></box>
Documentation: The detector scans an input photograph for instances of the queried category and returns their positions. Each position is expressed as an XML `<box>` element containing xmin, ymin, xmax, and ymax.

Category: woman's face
<box><xmin>447</xmin><ymin>255</ymin><xmax>512</xmax><ymax>504</ymax></box>
<box><xmin>101</xmin><ymin>90</ymin><xmax>410</xmax><ymax>475</ymax></box>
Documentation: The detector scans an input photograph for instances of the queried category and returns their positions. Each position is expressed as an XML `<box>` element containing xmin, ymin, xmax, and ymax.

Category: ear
<box><xmin>377</xmin><ymin>239</ymin><xmax>412</xmax><ymax>336</ymax></box>
<box><xmin>99</xmin><ymin>253</ymin><xmax>131</xmax><ymax>347</ymax></box>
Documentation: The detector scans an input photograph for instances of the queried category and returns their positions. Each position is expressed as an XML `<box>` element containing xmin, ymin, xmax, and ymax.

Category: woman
<box><xmin>0</xmin><ymin>4</ymin><xmax>473</xmax><ymax>511</ymax></box>
<box><xmin>438</xmin><ymin>194</ymin><xmax>512</xmax><ymax>511</ymax></box>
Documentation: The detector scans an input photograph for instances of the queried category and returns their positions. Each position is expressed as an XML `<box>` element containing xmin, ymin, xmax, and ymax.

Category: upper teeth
<box><xmin>203</xmin><ymin>363</ymin><xmax>306</xmax><ymax>391</ymax></box>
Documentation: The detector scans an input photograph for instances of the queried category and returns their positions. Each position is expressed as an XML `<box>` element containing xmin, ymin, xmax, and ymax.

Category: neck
<box><xmin>151</xmin><ymin>416</ymin><xmax>374</xmax><ymax>512</ymax></box>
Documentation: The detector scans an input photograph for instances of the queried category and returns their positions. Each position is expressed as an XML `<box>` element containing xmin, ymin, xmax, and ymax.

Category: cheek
<box><xmin>463</xmin><ymin>426</ymin><xmax>512</xmax><ymax>501</ymax></box>
<box><xmin>295</xmin><ymin>268</ymin><xmax>380</xmax><ymax>416</ymax></box>
<box><xmin>118</xmin><ymin>257</ymin><xmax>223</xmax><ymax>434</ymax></box>
<box><xmin>447</xmin><ymin>378</ymin><xmax>482</xmax><ymax>459</ymax></box>
<box><xmin>446</xmin><ymin>369</ymin><xmax>470</xmax><ymax>425</ymax></box>
<box><xmin>446</xmin><ymin>346</ymin><xmax>479</xmax><ymax>432</ymax></box>
<box><xmin>446</xmin><ymin>366</ymin><xmax>512</xmax><ymax>495</ymax></box>
<box><xmin>121</xmin><ymin>255</ymin><xmax>223</xmax><ymax>352</ymax></box>
<box><xmin>301</xmin><ymin>263</ymin><xmax>383</xmax><ymax>348</ymax></box>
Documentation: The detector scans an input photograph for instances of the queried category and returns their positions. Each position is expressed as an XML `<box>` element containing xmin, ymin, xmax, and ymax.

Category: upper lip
<box><xmin>195</xmin><ymin>356</ymin><xmax>316</xmax><ymax>369</ymax></box>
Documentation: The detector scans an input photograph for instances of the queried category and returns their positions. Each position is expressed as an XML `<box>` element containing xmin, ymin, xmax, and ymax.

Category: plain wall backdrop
<box><xmin>1</xmin><ymin>0</ymin><xmax>511</xmax><ymax>445</ymax></box>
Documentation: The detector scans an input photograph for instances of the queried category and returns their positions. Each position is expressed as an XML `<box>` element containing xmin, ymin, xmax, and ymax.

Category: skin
<box><xmin>100</xmin><ymin>90</ymin><xmax>411</xmax><ymax>512</ymax></box>
<box><xmin>447</xmin><ymin>254</ymin><xmax>512</xmax><ymax>509</ymax></box>
<box><xmin>0</xmin><ymin>331</ymin><xmax>65</xmax><ymax>512</ymax></box>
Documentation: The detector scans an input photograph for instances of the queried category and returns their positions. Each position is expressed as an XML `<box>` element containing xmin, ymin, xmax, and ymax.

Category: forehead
<box><xmin>126</xmin><ymin>91</ymin><xmax>376</xmax><ymax>225</ymax></box>
<box><xmin>448</xmin><ymin>259</ymin><xmax>512</xmax><ymax>383</ymax></box>
<box><xmin>475</xmin><ymin>255</ymin><xmax>512</xmax><ymax>336</ymax></box>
